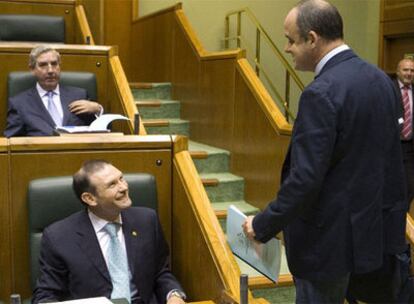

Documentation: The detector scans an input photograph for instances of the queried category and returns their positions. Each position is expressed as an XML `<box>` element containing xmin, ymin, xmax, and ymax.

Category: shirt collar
<box><xmin>36</xmin><ymin>82</ymin><xmax>60</xmax><ymax>97</ymax></box>
<box><xmin>398</xmin><ymin>79</ymin><xmax>412</xmax><ymax>90</ymax></box>
<box><xmin>315</xmin><ymin>44</ymin><xmax>350</xmax><ymax>76</ymax></box>
<box><xmin>88</xmin><ymin>209</ymin><xmax>123</xmax><ymax>234</ymax></box>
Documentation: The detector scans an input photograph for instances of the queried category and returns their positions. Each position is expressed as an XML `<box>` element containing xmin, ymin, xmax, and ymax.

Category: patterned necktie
<box><xmin>46</xmin><ymin>91</ymin><xmax>62</xmax><ymax>127</ymax></box>
<box><xmin>103</xmin><ymin>223</ymin><xmax>131</xmax><ymax>303</ymax></box>
<box><xmin>402</xmin><ymin>86</ymin><xmax>412</xmax><ymax>140</ymax></box>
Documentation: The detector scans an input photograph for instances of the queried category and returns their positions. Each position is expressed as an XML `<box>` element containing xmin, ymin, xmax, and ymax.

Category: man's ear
<box><xmin>81</xmin><ymin>192</ymin><xmax>96</xmax><ymax>207</ymax></box>
<box><xmin>307</xmin><ymin>30</ymin><xmax>318</xmax><ymax>47</ymax></box>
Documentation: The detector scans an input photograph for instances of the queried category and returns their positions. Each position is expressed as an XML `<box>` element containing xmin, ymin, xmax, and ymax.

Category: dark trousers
<box><xmin>294</xmin><ymin>273</ymin><xmax>350</xmax><ymax>304</ymax></box>
<box><xmin>346</xmin><ymin>250</ymin><xmax>414</xmax><ymax>303</ymax></box>
<box><xmin>402</xmin><ymin>140</ymin><xmax>414</xmax><ymax>208</ymax></box>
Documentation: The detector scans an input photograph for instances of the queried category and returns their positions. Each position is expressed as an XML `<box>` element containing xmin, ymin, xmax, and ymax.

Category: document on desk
<box><xmin>56</xmin><ymin>114</ymin><xmax>129</xmax><ymax>133</ymax></box>
<box><xmin>42</xmin><ymin>297</ymin><xmax>113</xmax><ymax>304</ymax></box>
<box><xmin>226</xmin><ymin>205</ymin><xmax>281</xmax><ymax>282</ymax></box>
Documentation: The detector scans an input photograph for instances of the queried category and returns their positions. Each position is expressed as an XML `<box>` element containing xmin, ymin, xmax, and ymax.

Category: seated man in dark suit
<box><xmin>32</xmin><ymin>160</ymin><xmax>186</xmax><ymax>304</ymax></box>
<box><xmin>4</xmin><ymin>45</ymin><xmax>103</xmax><ymax>137</ymax></box>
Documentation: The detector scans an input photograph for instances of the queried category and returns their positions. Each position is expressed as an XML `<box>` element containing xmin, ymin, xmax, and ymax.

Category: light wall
<box><xmin>139</xmin><ymin>0</ymin><xmax>380</xmax><ymax>112</ymax></box>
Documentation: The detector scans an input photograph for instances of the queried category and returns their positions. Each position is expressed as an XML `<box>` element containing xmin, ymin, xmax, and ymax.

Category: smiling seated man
<box><xmin>32</xmin><ymin>160</ymin><xmax>186</xmax><ymax>304</ymax></box>
<box><xmin>4</xmin><ymin>45</ymin><xmax>103</xmax><ymax>137</ymax></box>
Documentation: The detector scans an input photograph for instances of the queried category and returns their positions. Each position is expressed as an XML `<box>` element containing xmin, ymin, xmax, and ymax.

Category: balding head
<box><xmin>396</xmin><ymin>58</ymin><xmax>414</xmax><ymax>86</ymax></box>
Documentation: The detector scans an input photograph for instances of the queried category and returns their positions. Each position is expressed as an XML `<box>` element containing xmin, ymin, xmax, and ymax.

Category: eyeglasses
<box><xmin>36</xmin><ymin>60</ymin><xmax>60</xmax><ymax>70</ymax></box>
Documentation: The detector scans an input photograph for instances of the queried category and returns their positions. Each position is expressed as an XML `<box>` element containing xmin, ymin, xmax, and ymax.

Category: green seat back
<box><xmin>0</xmin><ymin>14</ymin><xmax>65</xmax><ymax>42</ymax></box>
<box><xmin>27</xmin><ymin>173</ymin><xmax>158</xmax><ymax>289</ymax></box>
<box><xmin>8</xmin><ymin>72</ymin><xmax>97</xmax><ymax>100</ymax></box>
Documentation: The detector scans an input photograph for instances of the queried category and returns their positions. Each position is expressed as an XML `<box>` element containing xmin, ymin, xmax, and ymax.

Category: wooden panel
<box><xmin>232</xmin><ymin>67</ymin><xmax>290</xmax><ymax>210</ymax></box>
<box><xmin>130</xmin><ymin>6</ymin><xmax>175</xmax><ymax>81</ymax></box>
<box><xmin>0</xmin><ymin>0</ymin><xmax>77</xmax><ymax>43</ymax></box>
<box><xmin>8</xmin><ymin>136</ymin><xmax>173</xmax><ymax>297</ymax></box>
<box><xmin>0</xmin><ymin>141</ymin><xmax>12</xmax><ymax>301</ymax></box>
<box><xmin>382</xmin><ymin>36</ymin><xmax>414</xmax><ymax>73</ymax></box>
<box><xmin>81</xmin><ymin>0</ymin><xmax>104</xmax><ymax>44</ymax></box>
<box><xmin>382</xmin><ymin>0</ymin><xmax>414</xmax><ymax>22</ymax></box>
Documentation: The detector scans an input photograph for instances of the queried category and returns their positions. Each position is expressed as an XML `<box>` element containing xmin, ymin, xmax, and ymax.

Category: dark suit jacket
<box><xmin>32</xmin><ymin>207</ymin><xmax>183</xmax><ymax>304</ymax></box>
<box><xmin>253</xmin><ymin>50</ymin><xmax>407</xmax><ymax>281</ymax></box>
<box><xmin>4</xmin><ymin>85</ymin><xmax>96</xmax><ymax>137</ymax></box>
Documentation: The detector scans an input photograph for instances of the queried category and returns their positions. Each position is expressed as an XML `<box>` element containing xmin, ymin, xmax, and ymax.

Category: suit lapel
<box><xmin>59</xmin><ymin>86</ymin><xmax>74</xmax><ymax>125</ymax></box>
<box><xmin>29</xmin><ymin>87</ymin><xmax>56</xmax><ymax>127</ymax></box>
<box><xmin>75</xmin><ymin>211</ymin><xmax>111</xmax><ymax>284</ymax></box>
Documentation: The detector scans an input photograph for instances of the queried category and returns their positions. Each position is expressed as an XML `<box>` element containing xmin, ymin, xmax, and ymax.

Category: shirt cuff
<box><xmin>166</xmin><ymin>289</ymin><xmax>186</xmax><ymax>301</ymax></box>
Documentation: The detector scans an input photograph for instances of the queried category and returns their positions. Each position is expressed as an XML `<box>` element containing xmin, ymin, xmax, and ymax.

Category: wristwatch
<box><xmin>167</xmin><ymin>289</ymin><xmax>186</xmax><ymax>300</ymax></box>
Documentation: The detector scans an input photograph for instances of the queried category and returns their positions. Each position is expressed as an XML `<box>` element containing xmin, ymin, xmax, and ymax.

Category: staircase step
<box><xmin>143</xmin><ymin>118</ymin><xmax>189</xmax><ymax>136</ymax></box>
<box><xmin>213</xmin><ymin>201</ymin><xmax>259</xmax><ymax>221</ymax></box>
<box><xmin>200</xmin><ymin>172</ymin><xmax>244</xmax><ymax>202</ymax></box>
<box><xmin>130</xmin><ymin>82</ymin><xmax>171</xmax><ymax>100</ymax></box>
<box><xmin>189</xmin><ymin>141</ymin><xmax>229</xmax><ymax>173</ymax></box>
<box><xmin>137</xmin><ymin>99</ymin><xmax>180</xmax><ymax>119</ymax></box>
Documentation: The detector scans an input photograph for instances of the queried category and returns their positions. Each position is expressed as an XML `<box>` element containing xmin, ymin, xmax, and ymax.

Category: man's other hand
<box><xmin>68</xmin><ymin>100</ymin><xmax>102</xmax><ymax>115</ymax></box>
<box><xmin>242</xmin><ymin>215</ymin><xmax>256</xmax><ymax>241</ymax></box>
<box><xmin>167</xmin><ymin>296</ymin><xmax>186</xmax><ymax>304</ymax></box>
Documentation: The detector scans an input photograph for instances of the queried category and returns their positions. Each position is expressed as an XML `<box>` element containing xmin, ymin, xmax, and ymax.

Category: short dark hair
<box><xmin>295</xmin><ymin>0</ymin><xmax>343</xmax><ymax>41</ymax></box>
<box><xmin>73</xmin><ymin>159</ymin><xmax>111</xmax><ymax>204</ymax></box>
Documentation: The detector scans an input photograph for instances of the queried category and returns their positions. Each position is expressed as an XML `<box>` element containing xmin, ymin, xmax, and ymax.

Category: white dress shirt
<box><xmin>315</xmin><ymin>44</ymin><xmax>350</xmax><ymax>76</ymax></box>
<box><xmin>36</xmin><ymin>83</ymin><xmax>64</xmax><ymax>120</ymax></box>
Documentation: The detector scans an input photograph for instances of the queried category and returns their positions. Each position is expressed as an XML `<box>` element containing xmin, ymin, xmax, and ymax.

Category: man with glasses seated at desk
<box><xmin>4</xmin><ymin>45</ymin><xmax>103</xmax><ymax>137</ymax></box>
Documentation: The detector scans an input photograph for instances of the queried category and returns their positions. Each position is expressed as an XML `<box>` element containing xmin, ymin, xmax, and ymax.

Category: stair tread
<box><xmin>130</xmin><ymin>82</ymin><xmax>171</xmax><ymax>89</ymax></box>
<box><xmin>212</xmin><ymin>200</ymin><xmax>259</xmax><ymax>214</ymax></box>
<box><xmin>143</xmin><ymin>118</ymin><xmax>189</xmax><ymax>124</ymax></box>
<box><xmin>199</xmin><ymin>172</ymin><xmax>243</xmax><ymax>182</ymax></box>
<box><xmin>188</xmin><ymin>140</ymin><xmax>230</xmax><ymax>155</ymax></box>
<box><xmin>136</xmin><ymin>99</ymin><xmax>179</xmax><ymax>104</ymax></box>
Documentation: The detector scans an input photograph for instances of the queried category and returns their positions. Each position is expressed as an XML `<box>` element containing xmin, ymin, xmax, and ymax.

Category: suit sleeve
<box><xmin>152</xmin><ymin>212</ymin><xmax>184</xmax><ymax>302</ymax></box>
<box><xmin>4</xmin><ymin>97</ymin><xmax>25</xmax><ymax>137</ymax></box>
<box><xmin>253</xmin><ymin>86</ymin><xmax>337</xmax><ymax>242</ymax></box>
<box><xmin>32</xmin><ymin>228</ymin><xmax>69</xmax><ymax>304</ymax></box>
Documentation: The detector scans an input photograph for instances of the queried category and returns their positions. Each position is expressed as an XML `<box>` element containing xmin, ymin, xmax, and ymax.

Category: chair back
<box><xmin>8</xmin><ymin>72</ymin><xmax>97</xmax><ymax>100</ymax></box>
<box><xmin>0</xmin><ymin>14</ymin><xmax>65</xmax><ymax>42</ymax></box>
<box><xmin>27</xmin><ymin>173</ymin><xmax>158</xmax><ymax>289</ymax></box>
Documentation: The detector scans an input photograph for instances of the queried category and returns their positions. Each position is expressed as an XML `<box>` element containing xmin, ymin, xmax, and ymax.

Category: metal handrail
<box><xmin>225</xmin><ymin>7</ymin><xmax>305</xmax><ymax>121</ymax></box>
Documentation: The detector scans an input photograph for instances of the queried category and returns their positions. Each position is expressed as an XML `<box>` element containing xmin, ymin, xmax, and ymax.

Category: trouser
<box><xmin>294</xmin><ymin>273</ymin><xmax>350</xmax><ymax>304</ymax></box>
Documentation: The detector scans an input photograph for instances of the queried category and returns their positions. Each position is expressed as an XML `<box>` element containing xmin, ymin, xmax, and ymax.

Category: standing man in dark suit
<box><xmin>243</xmin><ymin>0</ymin><xmax>406</xmax><ymax>303</ymax></box>
<box><xmin>395</xmin><ymin>58</ymin><xmax>414</xmax><ymax>211</ymax></box>
<box><xmin>4</xmin><ymin>45</ymin><xmax>103</xmax><ymax>137</ymax></box>
<box><xmin>33</xmin><ymin>160</ymin><xmax>186</xmax><ymax>304</ymax></box>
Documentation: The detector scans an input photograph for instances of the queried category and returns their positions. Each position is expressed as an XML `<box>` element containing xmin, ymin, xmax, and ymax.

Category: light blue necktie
<box><xmin>46</xmin><ymin>91</ymin><xmax>62</xmax><ymax>127</ymax></box>
<box><xmin>104</xmin><ymin>223</ymin><xmax>131</xmax><ymax>303</ymax></box>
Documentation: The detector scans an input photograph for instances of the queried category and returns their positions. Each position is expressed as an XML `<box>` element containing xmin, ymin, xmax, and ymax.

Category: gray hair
<box><xmin>29</xmin><ymin>45</ymin><xmax>61</xmax><ymax>69</ymax></box>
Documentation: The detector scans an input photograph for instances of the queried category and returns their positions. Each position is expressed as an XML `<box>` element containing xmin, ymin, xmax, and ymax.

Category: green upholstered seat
<box><xmin>0</xmin><ymin>14</ymin><xmax>65</xmax><ymax>42</ymax></box>
<box><xmin>27</xmin><ymin>173</ymin><xmax>158</xmax><ymax>290</ymax></box>
<box><xmin>8</xmin><ymin>72</ymin><xmax>98</xmax><ymax>100</ymax></box>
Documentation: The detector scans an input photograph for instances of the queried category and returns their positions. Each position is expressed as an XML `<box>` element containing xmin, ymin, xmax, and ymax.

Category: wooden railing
<box><xmin>225</xmin><ymin>7</ymin><xmax>304</xmax><ymax>122</ymax></box>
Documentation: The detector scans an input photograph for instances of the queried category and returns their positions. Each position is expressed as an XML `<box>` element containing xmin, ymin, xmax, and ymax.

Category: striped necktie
<box><xmin>402</xmin><ymin>86</ymin><xmax>412</xmax><ymax>140</ymax></box>
<box><xmin>46</xmin><ymin>91</ymin><xmax>62</xmax><ymax>127</ymax></box>
<box><xmin>103</xmin><ymin>223</ymin><xmax>131</xmax><ymax>303</ymax></box>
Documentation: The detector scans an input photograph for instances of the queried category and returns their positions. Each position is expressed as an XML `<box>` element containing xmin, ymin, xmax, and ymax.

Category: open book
<box><xmin>226</xmin><ymin>205</ymin><xmax>281</xmax><ymax>282</ymax></box>
<box><xmin>55</xmin><ymin>114</ymin><xmax>129</xmax><ymax>134</ymax></box>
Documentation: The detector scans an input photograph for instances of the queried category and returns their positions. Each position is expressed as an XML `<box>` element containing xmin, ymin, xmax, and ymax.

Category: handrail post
<box><xmin>225</xmin><ymin>16</ymin><xmax>230</xmax><ymax>49</ymax></box>
<box><xmin>285</xmin><ymin>70</ymin><xmax>291</xmax><ymax>122</ymax></box>
<box><xmin>255</xmin><ymin>28</ymin><xmax>260</xmax><ymax>76</ymax></box>
<box><xmin>237</xmin><ymin>12</ymin><xmax>242</xmax><ymax>48</ymax></box>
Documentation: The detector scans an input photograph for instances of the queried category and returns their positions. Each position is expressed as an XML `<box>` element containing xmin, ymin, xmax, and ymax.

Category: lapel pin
<box><xmin>132</xmin><ymin>230</ymin><xmax>138</xmax><ymax>237</ymax></box>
